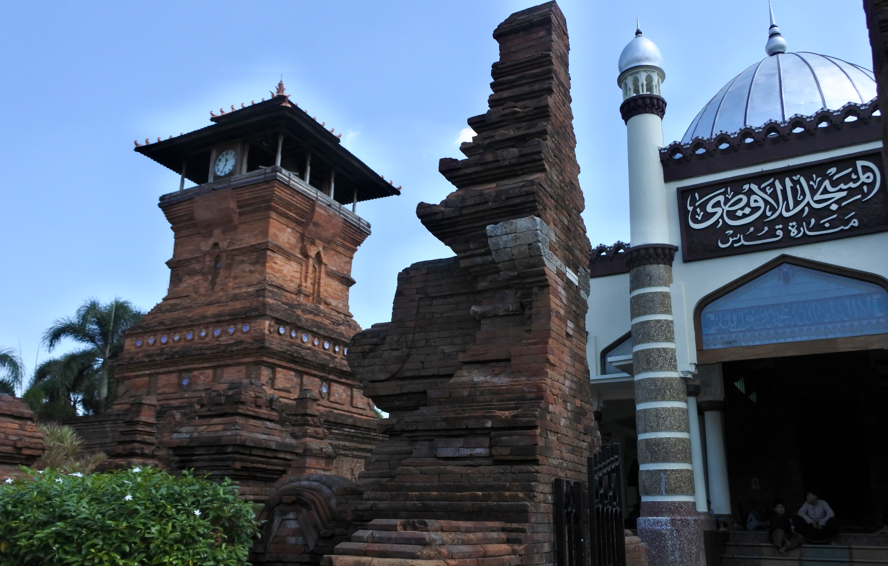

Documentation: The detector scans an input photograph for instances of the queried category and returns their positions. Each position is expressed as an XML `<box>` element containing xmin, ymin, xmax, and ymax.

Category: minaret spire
<box><xmin>766</xmin><ymin>2</ymin><xmax>788</xmax><ymax>55</ymax></box>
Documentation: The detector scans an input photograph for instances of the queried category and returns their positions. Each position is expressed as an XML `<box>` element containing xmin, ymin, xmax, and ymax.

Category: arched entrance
<box><xmin>693</xmin><ymin>256</ymin><xmax>888</xmax><ymax>530</ymax></box>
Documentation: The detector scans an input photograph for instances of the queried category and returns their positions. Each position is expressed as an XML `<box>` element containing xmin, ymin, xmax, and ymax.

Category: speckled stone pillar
<box><xmin>626</xmin><ymin>244</ymin><xmax>705</xmax><ymax>566</ymax></box>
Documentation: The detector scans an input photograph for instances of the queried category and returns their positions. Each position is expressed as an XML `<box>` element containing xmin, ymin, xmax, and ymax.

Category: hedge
<box><xmin>0</xmin><ymin>467</ymin><xmax>260</xmax><ymax>566</ymax></box>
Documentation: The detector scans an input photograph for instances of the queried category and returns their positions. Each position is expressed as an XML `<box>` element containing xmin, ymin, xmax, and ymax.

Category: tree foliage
<box><xmin>26</xmin><ymin>298</ymin><xmax>143</xmax><ymax>416</ymax></box>
<box><xmin>0</xmin><ymin>347</ymin><xmax>23</xmax><ymax>397</ymax></box>
<box><xmin>0</xmin><ymin>467</ymin><xmax>260</xmax><ymax>566</ymax></box>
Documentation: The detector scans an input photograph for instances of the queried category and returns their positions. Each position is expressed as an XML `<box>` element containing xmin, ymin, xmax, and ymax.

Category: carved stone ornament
<box><xmin>677</xmin><ymin>150</ymin><xmax>888</xmax><ymax>261</ymax></box>
<box><xmin>625</xmin><ymin>243</ymin><xmax>678</xmax><ymax>269</ymax></box>
<box><xmin>619</xmin><ymin>94</ymin><xmax>667</xmax><ymax>124</ymax></box>
<box><xmin>661</xmin><ymin>100</ymin><xmax>881</xmax><ymax>180</ymax></box>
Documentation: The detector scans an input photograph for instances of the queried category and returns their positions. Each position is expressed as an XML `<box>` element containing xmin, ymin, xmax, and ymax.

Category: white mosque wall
<box><xmin>586</xmin><ymin>271</ymin><xmax>630</xmax><ymax>376</ymax></box>
<box><xmin>587</xmin><ymin>139</ymin><xmax>887</xmax><ymax>381</ymax></box>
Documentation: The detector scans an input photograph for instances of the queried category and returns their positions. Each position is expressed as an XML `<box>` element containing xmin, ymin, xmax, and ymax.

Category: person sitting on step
<box><xmin>769</xmin><ymin>500</ymin><xmax>803</xmax><ymax>554</ymax></box>
<box><xmin>798</xmin><ymin>490</ymin><xmax>838</xmax><ymax>543</ymax></box>
<box><xmin>747</xmin><ymin>505</ymin><xmax>769</xmax><ymax>531</ymax></box>
<box><xmin>875</xmin><ymin>503</ymin><xmax>888</xmax><ymax>534</ymax></box>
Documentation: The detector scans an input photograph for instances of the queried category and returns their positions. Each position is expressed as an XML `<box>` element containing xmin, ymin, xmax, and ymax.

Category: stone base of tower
<box><xmin>637</xmin><ymin>503</ymin><xmax>712</xmax><ymax>566</ymax></box>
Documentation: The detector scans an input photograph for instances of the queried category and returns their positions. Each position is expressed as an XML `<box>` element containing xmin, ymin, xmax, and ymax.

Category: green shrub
<box><xmin>0</xmin><ymin>467</ymin><xmax>260</xmax><ymax>566</ymax></box>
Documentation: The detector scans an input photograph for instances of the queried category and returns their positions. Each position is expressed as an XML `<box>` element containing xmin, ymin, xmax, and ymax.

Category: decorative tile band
<box><xmin>630</xmin><ymin>286</ymin><xmax>671</xmax><ymax>298</ymax></box>
<box><xmin>631</xmin><ymin>314</ymin><xmax>674</xmax><ymax>324</ymax></box>
<box><xmin>632</xmin><ymin>342</ymin><xmax>676</xmax><ymax>351</ymax></box>
<box><xmin>639</xmin><ymin>463</ymin><xmax>694</xmax><ymax>471</ymax></box>
<box><xmin>636</xmin><ymin>401</ymin><xmax>688</xmax><ymax>410</ymax></box>
<box><xmin>638</xmin><ymin>432</ymin><xmax>691</xmax><ymax>440</ymax></box>
<box><xmin>634</xmin><ymin>371</ymin><xmax>682</xmax><ymax>380</ymax></box>
<box><xmin>132</xmin><ymin>319</ymin><xmax>349</xmax><ymax>356</ymax></box>
<box><xmin>641</xmin><ymin>495</ymin><xmax>697</xmax><ymax>502</ymax></box>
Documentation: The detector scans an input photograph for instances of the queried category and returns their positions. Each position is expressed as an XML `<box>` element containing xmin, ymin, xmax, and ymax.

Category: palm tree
<box><xmin>37</xmin><ymin>298</ymin><xmax>143</xmax><ymax>414</ymax></box>
<box><xmin>26</xmin><ymin>349</ymin><xmax>100</xmax><ymax>417</ymax></box>
<box><xmin>0</xmin><ymin>347</ymin><xmax>23</xmax><ymax>396</ymax></box>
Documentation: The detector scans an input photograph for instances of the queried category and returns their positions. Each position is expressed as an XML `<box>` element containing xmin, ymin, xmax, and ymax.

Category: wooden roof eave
<box><xmin>135</xmin><ymin>102</ymin><xmax>399</xmax><ymax>202</ymax></box>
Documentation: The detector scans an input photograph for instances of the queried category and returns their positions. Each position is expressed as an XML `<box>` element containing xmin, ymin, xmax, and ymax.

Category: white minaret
<box><xmin>618</xmin><ymin>25</ymin><xmax>707</xmax><ymax>566</ymax></box>
<box><xmin>618</xmin><ymin>25</ymin><xmax>669</xmax><ymax>246</ymax></box>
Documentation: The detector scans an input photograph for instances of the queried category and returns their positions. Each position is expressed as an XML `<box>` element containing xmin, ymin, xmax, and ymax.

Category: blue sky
<box><xmin>0</xmin><ymin>0</ymin><xmax>874</xmax><ymax>384</ymax></box>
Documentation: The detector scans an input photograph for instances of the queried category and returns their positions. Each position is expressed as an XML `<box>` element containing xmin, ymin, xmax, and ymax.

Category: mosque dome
<box><xmin>681</xmin><ymin>9</ymin><xmax>876</xmax><ymax>144</ymax></box>
<box><xmin>618</xmin><ymin>29</ymin><xmax>664</xmax><ymax>76</ymax></box>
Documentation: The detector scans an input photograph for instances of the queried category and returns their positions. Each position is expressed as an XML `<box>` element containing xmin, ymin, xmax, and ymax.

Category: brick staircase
<box><xmin>720</xmin><ymin>531</ymin><xmax>888</xmax><ymax>566</ymax></box>
<box><xmin>323</xmin><ymin>519</ymin><xmax>524</xmax><ymax>566</ymax></box>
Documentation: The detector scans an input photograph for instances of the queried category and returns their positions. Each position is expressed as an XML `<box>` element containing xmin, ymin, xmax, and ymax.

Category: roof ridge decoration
<box><xmin>661</xmin><ymin>98</ymin><xmax>881</xmax><ymax>180</ymax></box>
<box><xmin>135</xmin><ymin>81</ymin><xmax>345</xmax><ymax>147</ymax></box>
<box><xmin>588</xmin><ymin>241</ymin><xmax>631</xmax><ymax>277</ymax></box>
<box><xmin>270</xmin><ymin>80</ymin><xmax>290</xmax><ymax>100</ymax></box>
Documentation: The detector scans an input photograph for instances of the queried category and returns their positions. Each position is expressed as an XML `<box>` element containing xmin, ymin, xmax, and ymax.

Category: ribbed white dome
<box><xmin>618</xmin><ymin>31</ymin><xmax>664</xmax><ymax>75</ymax></box>
<box><xmin>682</xmin><ymin>52</ymin><xmax>876</xmax><ymax>143</ymax></box>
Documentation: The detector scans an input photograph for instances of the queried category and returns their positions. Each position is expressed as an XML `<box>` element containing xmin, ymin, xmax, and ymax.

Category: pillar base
<box><xmin>637</xmin><ymin>513</ymin><xmax>708</xmax><ymax>566</ymax></box>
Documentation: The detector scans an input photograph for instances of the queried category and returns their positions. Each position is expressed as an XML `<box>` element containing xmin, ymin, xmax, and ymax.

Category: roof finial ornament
<box><xmin>635</xmin><ymin>18</ymin><xmax>642</xmax><ymax>36</ymax></box>
<box><xmin>766</xmin><ymin>2</ymin><xmax>788</xmax><ymax>56</ymax></box>
<box><xmin>270</xmin><ymin>79</ymin><xmax>290</xmax><ymax>99</ymax></box>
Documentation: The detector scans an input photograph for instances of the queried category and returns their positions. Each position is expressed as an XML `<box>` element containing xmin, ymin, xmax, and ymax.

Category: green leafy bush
<box><xmin>0</xmin><ymin>467</ymin><xmax>260</xmax><ymax>566</ymax></box>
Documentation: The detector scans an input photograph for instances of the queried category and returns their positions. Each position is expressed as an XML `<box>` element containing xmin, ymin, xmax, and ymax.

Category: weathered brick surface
<box><xmin>340</xmin><ymin>3</ymin><xmax>597</xmax><ymax>565</ymax></box>
<box><xmin>252</xmin><ymin>474</ymin><xmax>366</xmax><ymax>566</ymax></box>
<box><xmin>625</xmin><ymin>535</ymin><xmax>650</xmax><ymax>566</ymax></box>
<box><xmin>0</xmin><ymin>396</ymin><xmax>45</xmax><ymax>480</ymax></box>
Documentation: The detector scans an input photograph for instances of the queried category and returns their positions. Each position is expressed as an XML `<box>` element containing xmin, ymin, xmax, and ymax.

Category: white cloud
<box><xmin>344</xmin><ymin>130</ymin><xmax>361</xmax><ymax>147</ymax></box>
<box><xmin>454</xmin><ymin>127</ymin><xmax>476</xmax><ymax>146</ymax></box>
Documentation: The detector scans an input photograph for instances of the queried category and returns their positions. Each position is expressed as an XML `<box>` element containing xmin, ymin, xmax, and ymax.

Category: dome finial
<box><xmin>766</xmin><ymin>2</ymin><xmax>788</xmax><ymax>55</ymax></box>
<box><xmin>636</xmin><ymin>18</ymin><xmax>642</xmax><ymax>36</ymax></box>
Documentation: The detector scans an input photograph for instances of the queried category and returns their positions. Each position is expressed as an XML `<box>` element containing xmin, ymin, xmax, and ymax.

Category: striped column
<box><xmin>626</xmin><ymin>244</ymin><xmax>705</xmax><ymax>566</ymax></box>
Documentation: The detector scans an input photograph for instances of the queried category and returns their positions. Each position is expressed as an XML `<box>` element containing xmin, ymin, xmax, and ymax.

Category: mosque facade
<box><xmin>587</xmin><ymin>6</ymin><xmax>888</xmax><ymax>548</ymax></box>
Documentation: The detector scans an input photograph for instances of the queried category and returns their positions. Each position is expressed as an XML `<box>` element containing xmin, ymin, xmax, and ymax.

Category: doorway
<box><xmin>721</xmin><ymin>350</ymin><xmax>888</xmax><ymax>530</ymax></box>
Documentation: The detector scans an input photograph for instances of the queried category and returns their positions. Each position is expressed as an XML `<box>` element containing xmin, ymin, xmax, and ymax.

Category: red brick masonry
<box><xmin>0</xmin><ymin>396</ymin><xmax>45</xmax><ymax>480</ymax></box>
<box><xmin>331</xmin><ymin>2</ymin><xmax>598</xmax><ymax>565</ymax></box>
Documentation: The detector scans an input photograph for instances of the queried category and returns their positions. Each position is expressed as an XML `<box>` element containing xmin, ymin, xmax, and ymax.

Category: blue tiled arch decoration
<box><xmin>696</xmin><ymin>256</ymin><xmax>888</xmax><ymax>350</ymax></box>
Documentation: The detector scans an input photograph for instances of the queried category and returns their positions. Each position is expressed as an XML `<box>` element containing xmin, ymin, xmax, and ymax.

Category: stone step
<box><xmin>728</xmin><ymin>531</ymin><xmax>888</xmax><ymax>547</ymax></box>
<box><xmin>323</xmin><ymin>519</ymin><xmax>523</xmax><ymax>566</ymax></box>
<box><xmin>722</xmin><ymin>543</ymin><xmax>888</xmax><ymax>566</ymax></box>
<box><xmin>350</xmin><ymin>529</ymin><xmax>509</xmax><ymax>546</ymax></box>
<box><xmin>325</xmin><ymin>556</ymin><xmax>521</xmax><ymax>566</ymax></box>
<box><xmin>361</xmin><ymin>518</ymin><xmax>509</xmax><ymax>533</ymax></box>
<box><xmin>334</xmin><ymin>541</ymin><xmax>516</xmax><ymax>560</ymax></box>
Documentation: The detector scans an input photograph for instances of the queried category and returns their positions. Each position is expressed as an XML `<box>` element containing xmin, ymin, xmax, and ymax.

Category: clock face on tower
<box><xmin>214</xmin><ymin>149</ymin><xmax>237</xmax><ymax>177</ymax></box>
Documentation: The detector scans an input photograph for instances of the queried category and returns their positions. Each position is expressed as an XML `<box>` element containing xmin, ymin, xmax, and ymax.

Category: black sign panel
<box><xmin>677</xmin><ymin>151</ymin><xmax>888</xmax><ymax>262</ymax></box>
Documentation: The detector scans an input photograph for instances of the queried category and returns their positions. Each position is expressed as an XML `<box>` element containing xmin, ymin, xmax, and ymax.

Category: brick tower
<box><xmin>100</xmin><ymin>83</ymin><xmax>397</xmax><ymax>503</ymax></box>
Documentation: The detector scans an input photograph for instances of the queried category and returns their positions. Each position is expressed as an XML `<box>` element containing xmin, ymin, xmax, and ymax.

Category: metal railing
<box><xmin>589</xmin><ymin>444</ymin><xmax>626</xmax><ymax>566</ymax></box>
<box><xmin>554</xmin><ymin>478</ymin><xmax>588</xmax><ymax>566</ymax></box>
<box><xmin>554</xmin><ymin>444</ymin><xmax>626</xmax><ymax>566</ymax></box>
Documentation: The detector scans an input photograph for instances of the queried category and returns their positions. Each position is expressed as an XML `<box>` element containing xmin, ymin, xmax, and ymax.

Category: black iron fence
<box><xmin>553</xmin><ymin>444</ymin><xmax>626</xmax><ymax>566</ymax></box>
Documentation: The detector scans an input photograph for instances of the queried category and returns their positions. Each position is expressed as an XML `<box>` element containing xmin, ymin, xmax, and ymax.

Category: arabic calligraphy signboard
<box><xmin>677</xmin><ymin>150</ymin><xmax>888</xmax><ymax>261</ymax></box>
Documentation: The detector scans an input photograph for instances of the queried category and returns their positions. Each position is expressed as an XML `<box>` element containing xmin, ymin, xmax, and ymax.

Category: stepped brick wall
<box><xmin>0</xmin><ymin>396</ymin><xmax>45</xmax><ymax>480</ymax></box>
<box><xmin>332</xmin><ymin>3</ymin><xmax>598</xmax><ymax>565</ymax></box>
